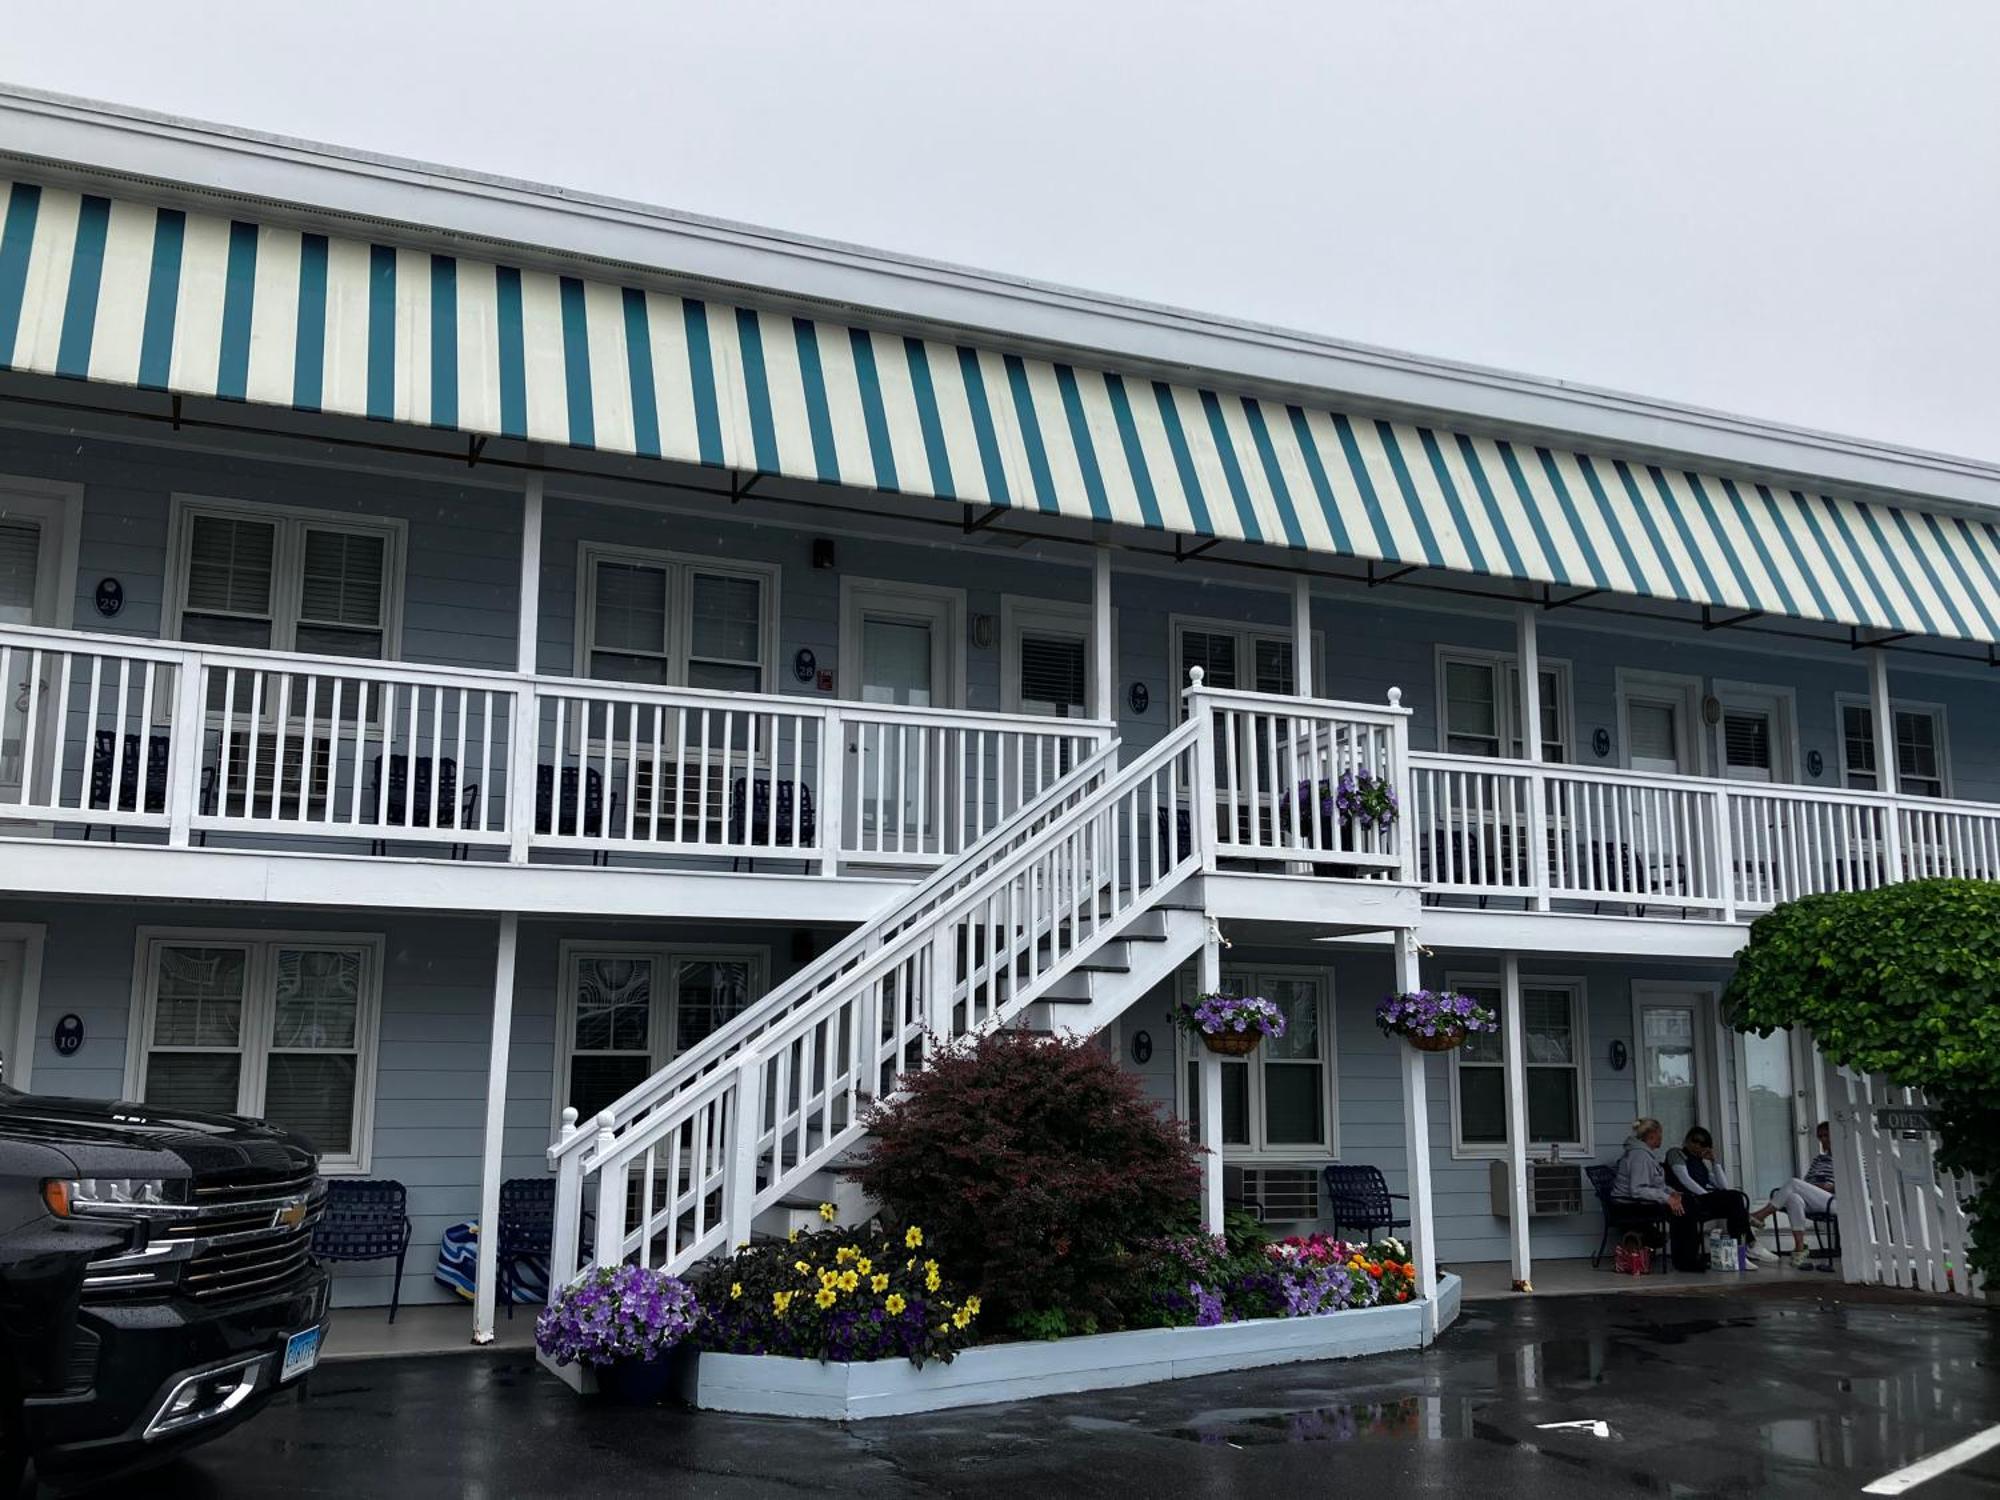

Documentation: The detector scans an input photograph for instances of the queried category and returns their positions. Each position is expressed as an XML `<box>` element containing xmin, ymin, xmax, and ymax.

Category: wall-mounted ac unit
<box><xmin>1489</xmin><ymin>1160</ymin><xmax>1585</xmax><ymax>1219</ymax></box>
<box><xmin>1225</xmin><ymin>1165</ymin><xmax>1321</xmax><ymax>1224</ymax></box>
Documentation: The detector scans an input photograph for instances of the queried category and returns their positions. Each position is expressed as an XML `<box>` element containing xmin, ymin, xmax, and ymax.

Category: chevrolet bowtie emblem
<box><xmin>274</xmin><ymin>1198</ymin><xmax>308</xmax><ymax>1230</ymax></box>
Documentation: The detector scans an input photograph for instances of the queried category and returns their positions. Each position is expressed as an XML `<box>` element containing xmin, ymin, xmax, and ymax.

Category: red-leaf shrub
<box><xmin>851</xmin><ymin>1029</ymin><xmax>1202</xmax><ymax>1337</ymax></box>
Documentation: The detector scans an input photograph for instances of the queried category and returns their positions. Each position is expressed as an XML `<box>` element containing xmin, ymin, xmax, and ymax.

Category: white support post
<box><xmin>1189</xmin><ymin>671</ymin><xmax>1218</xmax><ymax>874</ymax></box>
<box><xmin>1870</xmin><ymin>647</ymin><xmax>1905</xmax><ymax>879</ymax></box>
<box><xmin>1516</xmin><ymin>605</ymin><xmax>1552</xmax><ymax>911</ymax></box>
<box><xmin>726</xmin><ymin>1051</ymin><xmax>765</xmax><ymax>1250</ymax></box>
<box><xmin>1501</xmin><ymin>953</ymin><xmax>1533</xmax><ymax>1291</ymax></box>
<box><xmin>165</xmin><ymin>652</ymin><xmax>205</xmax><ymax>847</ymax></box>
<box><xmin>473</xmin><ymin>912</ymin><xmax>520</xmax><ymax>1344</ymax></box>
<box><xmin>1395</xmin><ymin>930</ymin><xmax>1440</xmax><ymax>1324</ymax></box>
<box><xmin>516</xmin><ymin>474</ymin><xmax>543</xmax><ymax>675</ymax></box>
<box><xmin>1092</xmin><ymin>545</ymin><xmax>1115</xmax><ymax>725</ymax></box>
<box><xmin>1198</xmin><ymin>924</ymin><xmax>1225</xmax><ymax>1236</ymax></box>
<box><xmin>549</xmin><ymin>1107</ymin><xmax>582</xmax><ymax>1295</ymax></box>
<box><xmin>819</xmin><ymin>706</ymin><xmax>845</xmax><ymax>877</ymax></box>
<box><xmin>1292</xmin><ymin>574</ymin><xmax>1314</xmax><ymax>696</ymax></box>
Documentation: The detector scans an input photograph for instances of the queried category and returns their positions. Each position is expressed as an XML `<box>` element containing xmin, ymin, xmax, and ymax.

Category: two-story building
<box><xmin>2</xmin><ymin>86</ymin><xmax>1994</xmax><ymax>1336</ymax></box>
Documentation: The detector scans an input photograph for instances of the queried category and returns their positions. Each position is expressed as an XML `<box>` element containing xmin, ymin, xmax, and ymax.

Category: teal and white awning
<box><xmin>4</xmin><ymin>176</ymin><xmax>1997</xmax><ymax>645</ymax></box>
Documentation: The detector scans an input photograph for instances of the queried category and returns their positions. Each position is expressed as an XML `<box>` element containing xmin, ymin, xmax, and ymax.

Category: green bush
<box><xmin>1724</xmin><ymin>879</ymin><xmax>2000</xmax><ymax>1281</ymax></box>
<box><xmin>850</xmin><ymin>1029</ymin><xmax>1202</xmax><ymax>1337</ymax></box>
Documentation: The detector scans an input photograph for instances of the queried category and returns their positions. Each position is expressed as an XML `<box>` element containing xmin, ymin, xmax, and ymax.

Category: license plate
<box><xmin>280</xmin><ymin>1326</ymin><xmax>322</xmax><ymax>1383</ymax></box>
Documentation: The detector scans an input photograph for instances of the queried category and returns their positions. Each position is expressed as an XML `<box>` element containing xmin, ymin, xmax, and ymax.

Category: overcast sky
<box><xmin>8</xmin><ymin>3</ymin><xmax>1998</xmax><ymax>461</ymax></box>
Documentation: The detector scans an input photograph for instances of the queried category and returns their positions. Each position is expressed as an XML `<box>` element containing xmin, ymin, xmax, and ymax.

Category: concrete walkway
<box><xmin>131</xmin><ymin>1281</ymin><xmax>2000</xmax><ymax>1499</ymax></box>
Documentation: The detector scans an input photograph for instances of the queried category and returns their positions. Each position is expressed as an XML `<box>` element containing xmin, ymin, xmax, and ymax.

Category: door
<box><xmin>0</xmin><ymin>940</ymin><xmax>24</xmax><ymax>1086</ymax></box>
<box><xmin>841</xmin><ymin>584</ymin><xmax>962</xmax><ymax>851</ymax></box>
<box><xmin>0</xmin><ymin>489</ymin><xmax>72</xmax><ymax>812</ymax></box>
<box><xmin>1633</xmin><ymin>987</ymin><xmax>1716</xmax><ymax>1151</ymax></box>
<box><xmin>1735</xmin><ymin>1026</ymin><xmax>1815</xmax><ymax>1200</ymax></box>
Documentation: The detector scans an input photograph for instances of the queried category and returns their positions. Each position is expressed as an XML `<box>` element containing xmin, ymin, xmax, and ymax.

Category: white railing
<box><xmin>0</xmin><ymin>622</ymin><xmax>1110</xmax><ymax>869</ymax></box>
<box><xmin>1899</xmin><ymin>798</ymin><xmax>2000</xmax><ymax>883</ymax></box>
<box><xmin>1187</xmin><ymin>671</ymin><xmax>1410</xmax><ymax>877</ymax></box>
<box><xmin>1724</xmin><ymin>783</ymin><xmax>1897</xmax><ymax>910</ymax></box>
<box><xmin>549</xmin><ymin>716</ymin><xmax>1203</xmax><ymax>1287</ymax></box>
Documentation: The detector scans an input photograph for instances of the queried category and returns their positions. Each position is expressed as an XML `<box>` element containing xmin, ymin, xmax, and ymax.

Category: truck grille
<box><xmin>183</xmin><ymin>1225</ymin><xmax>317</xmax><ymax>1301</ymax></box>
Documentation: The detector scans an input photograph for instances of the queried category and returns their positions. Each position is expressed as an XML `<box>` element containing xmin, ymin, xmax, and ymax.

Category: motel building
<box><xmin>0</xmin><ymin>86</ymin><xmax>1995</xmax><ymax>1339</ymax></box>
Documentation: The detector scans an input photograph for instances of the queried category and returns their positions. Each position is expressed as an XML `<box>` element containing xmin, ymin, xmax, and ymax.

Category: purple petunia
<box><xmin>1170</xmin><ymin>991</ymin><xmax>1289</xmax><ymax>1041</ymax></box>
<box><xmin>1295</xmin><ymin>767</ymin><xmax>1399</xmax><ymax>834</ymax></box>
<box><xmin>1374</xmin><ymin>989</ymin><xmax>1499</xmax><ymax>1041</ymax></box>
<box><xmin>536</xmin><ymin>1264</ymin><xmax>701</xmax><ymax>1369</ymax></box>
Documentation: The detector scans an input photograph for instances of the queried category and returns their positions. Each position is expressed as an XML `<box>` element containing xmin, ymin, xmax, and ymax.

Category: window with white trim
<box><xmin>1450</xmin><ymin>977</ymin><xmax>1588</xmax><ymax>1155</ymax></box>
<box><xmin>557</xmin><ymin>945</ymin><xmax>768</xmax><ymax>1124</ymax></box>
<box><xmin>1839</xmin><ymin>699</ymin><xmax>1948</xmax><ymax>798</ymax></box>
<box><xmin>578</xmin><ymin>544</ymin><xmax>777</xmax><ymax>693</ymax></box>
<box><xmin>1437</xmin><ymin>649</ymin><xmax>1569</xmax><ymax>762</ymax></box>
<box><xmin>1172</xmin><ymin>619</ymin><xmax>1324</xmax><ymax>710</ymax></box>
<box><xmin>169</xmin><ymin>499</ymin><xmax>402</xmax><ymax>660</ymax></box>
<box><xmin>1178</xmin><ymin>968</ymin><xmax>1334</xmax><ymax>1155</ymax></box>
<box><xmin>1002</xmin><ymin>599</ymin><xmax>1110</xmax><ymax>719</ymax></box>
<box><xmin>130</xmin><ymin>932</ymin><xmax>382</xmax><ymax>1172</ymax></box>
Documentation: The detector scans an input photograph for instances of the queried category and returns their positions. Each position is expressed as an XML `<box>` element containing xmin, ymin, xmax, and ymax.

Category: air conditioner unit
<box><xmin>1489</xmin><ymin>1159</ymin><xmax>1586</xmax><ymax>1219</ymax></box>
<box><xmin>1225</xmin><ymin>1165</ymin><xmax>1321</xmax><ymax>1225</ymax></box>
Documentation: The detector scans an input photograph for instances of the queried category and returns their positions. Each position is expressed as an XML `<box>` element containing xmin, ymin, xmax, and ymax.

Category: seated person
<box><xmin>1759</xmin><ymin>1120</ymin><xmax>1837</xmax><ymax>1255</ymax></box>
<box><xmin>1610</xmin><ymin>1118</ymin><xmax>1682</xmax><ymax>1251</ymax></box>
<box><xmin>1665</xmin><ymin>1126</ymin><xmax>1775</xmax><ymax>1265</ymax></box>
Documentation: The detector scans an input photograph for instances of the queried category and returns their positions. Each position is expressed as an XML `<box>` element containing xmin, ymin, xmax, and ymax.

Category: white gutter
<box><xmin>0</xmin><ymin>82</ymin><xmax>1995</xmax><ymax>516</ymax></box>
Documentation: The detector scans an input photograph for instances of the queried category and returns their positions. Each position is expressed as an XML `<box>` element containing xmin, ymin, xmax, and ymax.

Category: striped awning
<box><xmin>4</xmin><ymin>176</ymin><xmax>1997</xmax><ymax>645</ymax></box>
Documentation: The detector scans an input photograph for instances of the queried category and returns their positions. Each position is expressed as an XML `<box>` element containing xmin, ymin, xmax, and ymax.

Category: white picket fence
<box><xmin>1827</xmin><ymin>1071</ymin><xmax>1983</xmax><ymax>1299</ymax></box>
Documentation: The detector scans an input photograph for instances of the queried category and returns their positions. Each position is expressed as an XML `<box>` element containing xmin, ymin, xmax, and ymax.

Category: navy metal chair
<box><xmin>1804</xmin><ymin>1208</ymin><xmax>1841</xmax><ymax>1269</ymax></box>
<box><xmin>1321</xmin><ymin>1164</ymin><xmax>1412</xmax><ymax>1241</ymax></box>
<box><xmin>368</xmin><ymin>753</ymin><xmax>480</xmax><ymax>858</ymax></box>
<box><xmin>497</xmin><ymin>1177</ymin><xmax>556</xmax><ymax>1317</ymax></box>
<box><xmin>728</xmin><ymin>776</ymin><xmax>817</xmax><ymax>871</ymax></box>
<box><xmin>310</xmin><ymin>1178</ymin><xmax>414</xmax><ymax>1321</ymax></box>
<box><xmin>1586</xmin><ymin>1163</ymin><xmax>1669</xmax><ymax>1272</ymax></box>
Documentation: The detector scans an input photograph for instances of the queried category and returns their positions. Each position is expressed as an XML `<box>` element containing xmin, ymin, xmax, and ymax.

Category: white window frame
<box><xmin>999</xmin><ymin>597</ymin><xmax>1115</xmax><ymax>718</ymax></box>
<box><xmin>1615</xmin><ymin>668</ymin><xmax>1705</xmax><ymax>776</ymax></box>
<box><xmin>1435</xmin><ymin>646</ymin><xmax>1574</xmax><ymax>762</ymax></box>
<box><xmin>1170</xmin><ymin>615</ymin><xmax>1325</xmax><ymax>707</ymax></box>
<box><xmin>551</xmin><ymin>941</ymin><xmax>770</xmax><ymax>1137</ymax></box>
<box><xmin>574</xmin><ymin>541</ymin><xmax>781</xmax><ymax>694</ymax></box>
<box><xmin>838</xmin><ymin>577</ymin><xmax>967</xmax><ymax>710</ymax></box>
<box><xmin>1834</xmin><ymin>694</ymin><xmax>1951</xmax><ymax>798</ymax></box>
<box><xmin>123</xmin><ymin>927</ymin><xmax>384</xmax><ymax>1174</ymax></box>
<box><xmin>0</xmin><ymin>922</ymin><xmax>47</xmax><ymax>1091</ymax></box>
<box><xmin>1711</xmin><ymin>679</ymin><xmax>1800</xmax><ymax>784</ymax></box>
<box><xmin>1171</xmin><ymin>963</ymin><xmax>1339</xmax><ymax>1161</ymax></box>
<box><xmin>164</xmin><ymin>495</ymin><xmax>407</xmax><ymax>661</ymax></box>
<box><xmin>1446</xmin><ymin>971</ymin><xmax>1593</xmax><ymax>1161</ymax></box>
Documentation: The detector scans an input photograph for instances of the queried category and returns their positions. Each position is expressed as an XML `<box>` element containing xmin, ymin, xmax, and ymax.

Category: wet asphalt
<box><xmin>102</xmin><ymin>1282</ymin><xmax>2000</xmax><ymax>1498</ymax></box>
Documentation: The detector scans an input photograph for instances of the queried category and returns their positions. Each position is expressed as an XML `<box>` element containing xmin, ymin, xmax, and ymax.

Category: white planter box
<box><xmin>679</xmin><ymin>1272</ymin><xmax>1461</xmax><ymax>1420</ymax></box>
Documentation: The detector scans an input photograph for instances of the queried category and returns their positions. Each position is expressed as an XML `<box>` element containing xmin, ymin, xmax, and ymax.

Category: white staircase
<box><xmin>546</xmin><ymin>715</ymin><xmax>1208</xmax><ymax>1290</ymax></box>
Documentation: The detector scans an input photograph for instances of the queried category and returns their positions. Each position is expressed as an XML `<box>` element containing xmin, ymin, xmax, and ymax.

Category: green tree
<box><xmin>1723</xmin><ymin>879</ymin><xmax>2000</xmax><ymax>1281</ymax></box>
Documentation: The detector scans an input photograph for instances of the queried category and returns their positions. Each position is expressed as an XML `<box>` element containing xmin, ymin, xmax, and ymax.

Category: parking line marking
<box><xmin>1864</xmin><ymin>1424</ymin><xmax>2000</xmax><ymax>1495</ymax></box>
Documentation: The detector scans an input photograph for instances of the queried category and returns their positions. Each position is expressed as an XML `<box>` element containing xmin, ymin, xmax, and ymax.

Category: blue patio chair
<box><xmin>497</xmin><ymin>1177</ymin><xmax>556</xmax><ymax>1318</ymax></box>
<box><xmin>1585</xmin><ymin>1163</ymin><xmax>1669</xmax><ymax>1273</ymax></box>
<box><xmin>728</xmin><ymin>776</ymin><xmax>817</xmax><ymax>871</ymax></box>
<box><xmin>1804</xmin><ymin>1208</ymin><xmax>1841</xmax><ymax>1270</ymax></box>
<box><xmin>311</xmin><ymin>1178</ymin><xmax>414</xmax><ymax>1321</ymax></box>
<box><xmin>1321</xmin><ymin>1164</ymin><xmax>1411</xmax><ymax>1241</ymax></box>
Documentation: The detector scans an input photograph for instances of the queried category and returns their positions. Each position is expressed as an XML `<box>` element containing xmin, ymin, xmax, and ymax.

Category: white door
<box><xmin>0</xmin><ymin>490</ymin><xmax>72</xmax><ymax>810</ymax></box>
<box><xmin>0</xmin><ymin>940</ymin><xmax>24</xmax><ymax>1086</ymax></box>
<box><xmin>842</xmin><ymin>585</ymin><xmax>962</xmax><ymax>851</ymax></box>
<box><xmin>1634</xmin><ymin>988</ymin><xmax>1715</xmax><ymax>1150</ymax></box>
<box><xmin>1735</xmin><ymin>1026</ymin><xmax>1817</xmax><ymax>1200</ymax></box>
<box><xmin>1717</xmin><ymin>688</ymin><xmax>1792</xmax><ymax>784</ymax></box>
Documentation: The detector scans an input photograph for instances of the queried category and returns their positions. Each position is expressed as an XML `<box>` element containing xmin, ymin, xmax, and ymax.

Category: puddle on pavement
<box><xmin>1161</xmin><ymin>1394</ymin><xmax>1477</xmax><ymax>1445</ymax></box>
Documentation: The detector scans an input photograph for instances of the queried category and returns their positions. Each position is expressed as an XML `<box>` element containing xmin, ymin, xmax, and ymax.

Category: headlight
<box><xmin>44</xmin><ymin>1177</ymin><xmax>174</xmax><ymax>1218</ymax></box>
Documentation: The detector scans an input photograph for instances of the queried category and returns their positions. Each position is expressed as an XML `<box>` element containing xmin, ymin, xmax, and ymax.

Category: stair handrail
<box><xmin>549</xmin><ymin>734</ymin><xmax>1124</xmax><ymax>1165</ymax></box>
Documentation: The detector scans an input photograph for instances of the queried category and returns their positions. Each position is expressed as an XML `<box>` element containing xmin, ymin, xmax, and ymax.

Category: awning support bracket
<box><xmin>466</xmin><ymin>434</ymin><xmax>487</xmax><ymax>468</ymax></box>
<box><xmin>730</xmin><ymin>474</ymin><xmax>762</xmax><ymax>505</ymax></box>
<box><xmin>1702</xmin><ymin>606</ymin><xmax>1764</xmax><ymax>631</ymax></box>
<box><xmin>962</xmin><ymin>503</ymin><xmax>1006</xmax><ymax>534</ymax></box>
<box><xmin>1540</xmin><ymin>585</ymin><xmax>1601</xmax><ymax>611</ymax></box>
<box><xmin>1368</xmin><ymin>562</ymin><xmax>1420</xmax><ymax>588</ymax></box>
<box><xmin>1849</xmin><ymin>628</ymin><xmax>1914</xmax><ymax>650</ymax></box>
<box><xmin>1175</xmin><ymin>536</ymin><xmax>1222</xmax><ymax>564</ymax></box>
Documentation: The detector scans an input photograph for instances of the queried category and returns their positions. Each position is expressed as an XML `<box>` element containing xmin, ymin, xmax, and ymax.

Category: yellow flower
<box><xmin>964</xmin><ymin>1295</ymin><xmax>981</xmax><ymax>1316</ymax></box>
<box><xmin>772</xmin><ymin>1290</ymin><xmax>793</xmax><ymax>1313</ymax></box>
<box><xmin>905</xmin><ymin>1258</ymin><xmax>916</xmax><ymax>1271</ymax></box>
<box><xmin>815</xmin><ymin>1287</ymin><xmax>837</xmax><ymax>1308</ymax></box>
<box><xmin>819</xmin><ymin>1202</ymin><xmax>837</xmax><ymax>1221</ymax></box>
<box><xmin>926</xmin><ymin>1269</ymin><xmax>941</xmax><ymax>1292</ymax></box>
<box><xmin>905</xmin><ymin>1226</ymin><xmax>924</xmax><ymax>1249</ymax></box>
<box><xmin>788</xmin><ymin>1228</ymin><xmax>800</xmax><ymax>1242</ymax></box>
<box><xmin>952</xmin><ymin>1308</ymin><xmax>971</xmax><ymax>1330</ymax></box>
<box><xmin>870</xmin><ymin>1273</ymin><xmax>889</xmax><ymax>1294</ymax></box>
<box><xmin>819</xmin><ymin>1269</ymin><xmax>839</xmax><ymax>1288</ymax></box>
<box><xmin>794</xmin><ymin>1260</ymin><xmax>810</xmax><ymax>1275</ymax></box>
<box><xmin>729</xmin><ymin>1283</ymin><xmax>743</xmax><ymax>1300</ymax></box>
<box><xmin>855</xmin><ymin>1257</ymin><xmax>873</xmax><ymax>1276</ymax></box>
<box><xmin>836</xmin><ymin>1246</ymin><xmax>857</xmax><ymax>1264</ymax></box>
<box><xmin>885</xmin><ymin>1293</ymin><xmax>907</xmax><ymax>1315</ymax></box>
<box><xmin>837</xmin><ymin>1269</ymin><xmax>860</xmax><ymax>1292</ymax></box>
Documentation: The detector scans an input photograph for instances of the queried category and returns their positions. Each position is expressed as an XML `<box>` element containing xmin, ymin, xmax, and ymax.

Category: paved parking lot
<box><xmin>110</xmin><ymin>1281</ymin><xmax>2000</xmax><ymax>1498</ymax></box>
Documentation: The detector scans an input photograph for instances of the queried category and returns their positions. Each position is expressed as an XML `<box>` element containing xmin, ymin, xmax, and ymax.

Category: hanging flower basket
<box><xmin>536</xmin><ymin>1264</ymin><xmax>702</xmax><ymax>1405</ymax></box>
<box><xmin>1375</xmin><ymin>989</ymin><xmax>1497</xmax><ymax>1054</ymax></box>
<box><xmin>1171</xmin><ymin>992</ymin><xmax>1287</xmax><ymax>1057</ymax></box>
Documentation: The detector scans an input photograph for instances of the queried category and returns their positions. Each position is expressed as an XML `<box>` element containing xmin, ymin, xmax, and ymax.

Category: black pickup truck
<box><xmin>0</xmin><ymin>1082</ymin><xmax>330</xmax><ymax>1490</ymax></box>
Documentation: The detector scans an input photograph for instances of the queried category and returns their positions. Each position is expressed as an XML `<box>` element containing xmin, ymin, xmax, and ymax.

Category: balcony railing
<box><xmin>0</xmin><ymin>623</ymin><xmax>1109</xmax><ymax>871</ymax></box>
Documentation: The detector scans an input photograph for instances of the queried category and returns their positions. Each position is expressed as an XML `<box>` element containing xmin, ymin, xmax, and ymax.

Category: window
<box><xmin>1179</xmin><ymin>969</ymin><xmax>1334</xmax><ymax>1155</ymax></box>
<box><xmin>1450</xmin><ymin>977</ymin><xmax>1588</xmax><ymax>1156</ymax></box>
<box><xmin>556</xmin><ymin>945</ymin><xmax>768</xmax><ymax>1125</ymax></box>
<box><xmin>1172</xmin><ymin>619</ymin><xmax>1322</xmax><ymax>709</ymax></box>
<box><xmin>578</xmin><ymin>544</ymin><xmax>777</xmax><ymax>693</ymax></box>
<box><xmin>169</xmin><ymin>499</ymin><xmax>402</xmax><ymax>660</ymax></box>
<box><xmin>1436</xmin><ymin>650</ymin><xmax>1569</xmax><ymax>762</ymax></box>
<box><xmin>1840</xmin><ymin>700</ymin><xmax>1947</xmax><ymax>798</ymax></box>
<box><xmin>129</xmin><ymin>931</ymin><xmax>382</xmax><ymax>1172</ymax></box>
<box><xmin>1002</xmin><ymin>599</ymin><xmax>1111</xmax><ymax>719</ymax></box>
